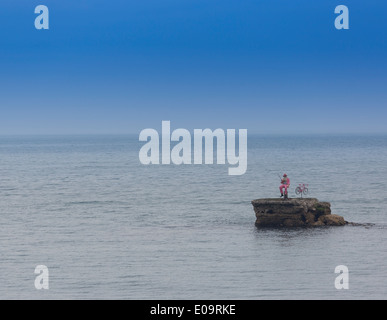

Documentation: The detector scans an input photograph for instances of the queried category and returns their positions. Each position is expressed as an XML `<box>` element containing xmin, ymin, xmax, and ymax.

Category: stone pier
<box><xmin>251</xmin><ymin>198</ymin><xmax>347</xmax><ymax>227</ymax></box>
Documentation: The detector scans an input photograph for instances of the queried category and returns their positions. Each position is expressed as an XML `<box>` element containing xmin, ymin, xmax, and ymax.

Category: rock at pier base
<box><xmin>251</xmin><ymin>198</ymin><xmax>347</xmax><ymax>227</ymax></box>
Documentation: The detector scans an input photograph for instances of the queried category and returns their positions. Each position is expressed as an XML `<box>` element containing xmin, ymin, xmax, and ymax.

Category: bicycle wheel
<box><xmin>295</xmin><ymin>187</ymin><xmax>301</xmax><ymax>195</ymax></box>
<box><xmin>303</xmin><ymin>188</ymin><xmax>308</xmax><ymax>196</ymax></box>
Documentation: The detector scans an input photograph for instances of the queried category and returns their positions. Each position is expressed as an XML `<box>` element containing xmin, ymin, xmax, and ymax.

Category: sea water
<box><xmin>0</xmin><ymin>134</ymin><xmax>386</xmax><ymax>299</ymax></box>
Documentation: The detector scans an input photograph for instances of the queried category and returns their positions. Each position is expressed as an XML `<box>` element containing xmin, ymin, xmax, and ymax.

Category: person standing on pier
<box><xmin>279</xmin><ymin>173</ymin><xmax>290</xmax><ymax>199</ymax></box>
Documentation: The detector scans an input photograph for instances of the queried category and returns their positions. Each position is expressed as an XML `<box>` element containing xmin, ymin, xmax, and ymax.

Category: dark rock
<box><xmin>318</xmin><ymin>214</ymin><xmax>346</xmax><ymax>226</ymax></box>
<box><xmin>251</xmin><ymin>198</ymin><xmax>347</xmax><ymax>227</ymax></box>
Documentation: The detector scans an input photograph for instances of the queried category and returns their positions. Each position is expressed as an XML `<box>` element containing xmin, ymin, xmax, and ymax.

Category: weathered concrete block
<box><xmin>318</xmin><ymin>214</ymin><xmax>346</xmax><ymax>226</ymax></box>
<box><xmin>251</xmin><ymin>198</ymin><xmax>346</xmax><ymax>227</ymax></box>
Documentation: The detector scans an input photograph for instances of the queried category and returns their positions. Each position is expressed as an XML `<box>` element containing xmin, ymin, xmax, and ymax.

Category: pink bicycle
<box><xmin>295</xmin><ymin>184</ymin><xmax>309</xmax><ymax>197</ymax></box>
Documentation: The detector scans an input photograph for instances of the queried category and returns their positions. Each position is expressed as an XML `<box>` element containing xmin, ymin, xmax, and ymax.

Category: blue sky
<box><xmin>1</xmin><ymin>0</ymin><xmax>386</xmax><ymax>134</ymax></box>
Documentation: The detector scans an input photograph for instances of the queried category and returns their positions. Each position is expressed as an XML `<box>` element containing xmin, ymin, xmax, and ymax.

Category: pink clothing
<box><xmin>279</xmin><ymin>177</ymin><xmax>290</xmax><ymax>195</ymax></box>
<box><xmin>279</xmin><ymin>184</ymin><xmax>289</xmax><ymax>195</ymax></box>
<box><xmin>281</xmin><ymin>177</ymin><xmax>290</xmax><ymax>185</ymax></box>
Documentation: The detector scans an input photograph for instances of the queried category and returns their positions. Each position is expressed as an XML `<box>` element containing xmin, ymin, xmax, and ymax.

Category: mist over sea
<box><xmin>0</xmin><ymin>134</ymin><xmax>386</xmax><ymax>299</ymax></box>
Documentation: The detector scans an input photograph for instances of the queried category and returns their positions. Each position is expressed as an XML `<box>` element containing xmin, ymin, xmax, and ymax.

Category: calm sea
<box><xmin>0</xmin><ymin>134</ymin><xmax>386</xmax><ymax>299</ymax></box>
